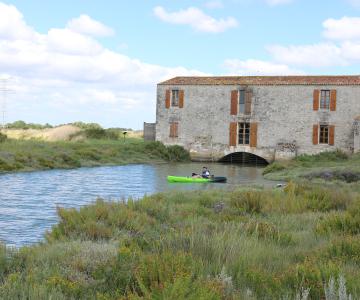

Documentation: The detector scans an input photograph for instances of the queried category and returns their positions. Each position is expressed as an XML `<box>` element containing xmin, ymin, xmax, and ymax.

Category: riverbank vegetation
<box><xmin>0</xmin><ymin>139</ymin><xmax>190</xmax><ymax>173</ymax></box>
<box><xmin>263</xmin><ymin>150</ymin><xmax>360</xmax><ymax>182</ymax></box>
<box><xmin>0</xmin><ymin>181</ymin><xmax>359</xmax><ymax>299</ymax></box>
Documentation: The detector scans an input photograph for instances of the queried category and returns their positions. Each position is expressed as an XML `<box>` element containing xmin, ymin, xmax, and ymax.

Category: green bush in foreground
<box><xmin>1</xmin><ymin>182</ymin><xmax>357</xmax><ymax>299</ymax></box>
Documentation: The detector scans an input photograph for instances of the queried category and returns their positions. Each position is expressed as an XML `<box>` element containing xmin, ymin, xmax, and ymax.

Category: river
<box><xmin>0</xmin><ymin>163</ymin><xmax>277</xmax><ymax>247</ymax></box>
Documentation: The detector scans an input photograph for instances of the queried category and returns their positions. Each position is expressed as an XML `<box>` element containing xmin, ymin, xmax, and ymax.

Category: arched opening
<box><xmin>219</xmin><ymin>152</ymin><xmax>268</xmax><ymax>166</ymax></box>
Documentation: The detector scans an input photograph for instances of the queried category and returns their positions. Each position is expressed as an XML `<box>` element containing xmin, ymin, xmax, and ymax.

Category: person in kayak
<box><xmin>202</xmin><ymin>166</ymin><xmax>210</xmax><ymax>178</ymax></box>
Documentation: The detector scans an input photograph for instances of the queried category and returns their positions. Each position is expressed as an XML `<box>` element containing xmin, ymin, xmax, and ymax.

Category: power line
<box><xmin>0</xmin><ymin>78</ymin><xmax>15</xmax><ymax>129</ymax></box>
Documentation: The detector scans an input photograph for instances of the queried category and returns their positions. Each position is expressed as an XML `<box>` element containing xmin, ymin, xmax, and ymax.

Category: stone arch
<box><xmin>218</xmin><ymin>151</ymin><xmax>269</xmax><ymax>165</ymax></box>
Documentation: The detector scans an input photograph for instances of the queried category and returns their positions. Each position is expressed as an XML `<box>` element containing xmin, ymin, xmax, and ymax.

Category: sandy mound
<box><xmin>2</xmin><ymin>125</ymin><xmax>82</xmax><ymax>141</ymax></box>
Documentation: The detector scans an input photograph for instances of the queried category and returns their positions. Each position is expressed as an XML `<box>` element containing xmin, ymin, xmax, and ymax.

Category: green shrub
<box><xmin>71</xmin><ymin>122</ymin><xmax>102</xmax><ymax>130</ymax></box>
<box><xmin>144</xmin><ymin>141</ymin><xmax>190</xmax><ymax>162</ymax></box>
<box><xmin>262</xmin><ymin>162</ymin><xmax>286</xmax><ymax>175</ymax></box>
<box><xmin>6</xmin><ymin>120</ymin><xmax>53</xmax><ymax>129</ymax></box>
<box><xmin>296</xmin><ymin>149</ymin><xmax>348</xmax><ymax>163</ymax></box>
<box><xmin>166</xmin><ymin>145</ymin><xmax>191</xmax><ymax>161</ymax></box>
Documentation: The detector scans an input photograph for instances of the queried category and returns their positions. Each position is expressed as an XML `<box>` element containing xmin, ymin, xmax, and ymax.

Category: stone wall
<box><xmin>156</xmin><ymin>84</ymin><xmax>360</xmax><ymax>162</ymax></box>
<box><xmin>143</xmin><ymin>122</ymin><xmax>156</xmax><ymax>141</ymax></box>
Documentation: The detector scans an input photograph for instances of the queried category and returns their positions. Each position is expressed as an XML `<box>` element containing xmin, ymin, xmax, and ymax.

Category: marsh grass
<box><xmin>1</xmin><ymin>182</ymin><xmax>360</xmax><ymax>299</ymax></box>
<box><xmin>0</xmin><ymin>139</ymin><xmax>190</xmax><ymax>173</ymax></box>
<box><xmin>263</xmin><ymin>151</ymin><xmax>360</xmax><ymax>181</ymax></box>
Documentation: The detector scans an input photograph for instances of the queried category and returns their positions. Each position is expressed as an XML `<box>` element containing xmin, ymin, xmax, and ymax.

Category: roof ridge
<box><xmin>158</xmin><ymin>75</ymin><xmax>360</xmax><ymax>86</ymax></box>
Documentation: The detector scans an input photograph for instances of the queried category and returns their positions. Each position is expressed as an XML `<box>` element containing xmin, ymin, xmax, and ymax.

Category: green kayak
<box><xmin>167</xmin><ymin>176</ymin><xmax>227</xmax><ymax>183</ymax></box>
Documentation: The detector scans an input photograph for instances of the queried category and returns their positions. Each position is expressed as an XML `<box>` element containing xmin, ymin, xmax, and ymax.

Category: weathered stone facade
<box><xmin>155</xmin><ymin>76</ymin><xmax>360</xmax><ymax>162</ymax></box>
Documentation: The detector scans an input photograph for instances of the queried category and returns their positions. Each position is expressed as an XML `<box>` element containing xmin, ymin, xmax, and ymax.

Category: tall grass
<box><xmin>1</xmin><ymin>182</ymin><xmax>360</xmax><ymax>299</ymax></box>
<box><xmin>0</xmin><ymin>139</ymin><xmax>190</xmax><ymax>173</ymax></box>
<box><xmin>263</xmin><ymin>150</ymin><xmax>360</xmax><ymax>181</ymax></box>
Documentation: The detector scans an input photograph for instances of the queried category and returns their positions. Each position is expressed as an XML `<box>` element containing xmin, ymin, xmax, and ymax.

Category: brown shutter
<box><xmin>179</xmin><ymin>90</ymin><xmax>184</xmax><ymax>108</ymax></box>
<box><xmin>230</xmin><ymin>90</ymin><xmax>238</xmax><ymax>115</ymax></box>
<box><xmin>165</xmin><ymin>90</ymin><xmax>170</xmax><ymax>109</ymax></box>
<box><xmin>169</xmin><ymin>122</ymin><xmax>179</xmax><ymax>138</ymax></box>
<box><xmin>174</xmin><ymin>122</ymin><xmax>178</xmax><ymax>137</ymax></box>
<box><xmin>313</xmin><ymin>124</ymin><xmax>319</xmax><ymax>145</ymax></box>
<box><xmin>169</xmin><ymin>123</ymin><xmax>174</xmax><ymax>137</ymax></box>
<box><xmin>330</xmin><ymin>90</ymin><xmax>337</xmax><ymax>111</ymax></box>
<box><xmin>229</xmin><ymin>122</ymin><xmax>237</xmax><ymax>146</ymax></box>
<box><xmin>329</xmin><ymin>125</ymin><xmax>335</xmax><ymax>145</ymax></box>
<box><xmin>313</xmin><ymin>90</ymin><xmax>320</xmax><ymax>111</ymax></box>
<box><xmin>250</xmin><ymin>123</ymin><xmax>258</xmax><ymax>148</ymax></box>
<box><xmin>245</xmin><ymin>90</ymin><xmax>252</xmax><ymax>114</ymax></box>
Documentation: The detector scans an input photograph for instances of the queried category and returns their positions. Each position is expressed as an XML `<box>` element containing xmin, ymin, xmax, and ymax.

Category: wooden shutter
<box><xmin>329</xmin><ymin>125</ymin><xmax>335</xmax><ymax>145</ymax></box>
<box><xmin>169</xmin><ymin>123</ymin><xmax>174</xmax><ymax>137</ymax></box>
<box><xmin>313</xmin><ymin>90</ymin><xmax>320</xmax><ymax>111</ymax></box>
<box><xmin>179</xmin><ymin>90</ymin><xmax>184</xmax><ymax>108</ymax></box>
<box><xmin>330</xmin><ymin>90</ymin><xmax>337</xmax><ymax>111</ymax></box>
<box><xmin>230</xmin><ymin>90</ymin><xmax>238</xmax><ymax>115</ymax></box>
<box><xmin>245</xmin><ymin>90</ymin><xmax>252</xmax><ymax>114</ymax></box>
<box><xmin>169</xmin><ymin>122</ymin><xmax>178</xmax><ymax>138</ymax></box>
<box><xmin>165</xmin><ymin>90</ymin><xmax>170</xmax><ymax>109</ymax></box>
<box><xmin>229</xmin><ymin>122</ymin><xmax>237</xmax><ymax>146</ymax></box>
<box><xmin>250</xmin><ymin>123</ymin><xmax>258</xmax><ymax>148</ymax></box>
<box><xmin>313</xmin><ymin>124</ymin><xmax>319</xmax><ymax>145</ymax></box>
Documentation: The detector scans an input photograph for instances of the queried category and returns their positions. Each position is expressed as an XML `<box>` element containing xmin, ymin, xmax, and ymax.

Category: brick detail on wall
<box><xmin>165</xmin><ymin>90</ymin><xmax>170</xmax><ymax>109</ymax></box>
<box><xmin>329</xmin><ymin>125</ymin><xmax>335</xmax><ymax>145</ymax></box>
<box><xmin>313</xmin><ymin>124</ymin><xmax>319</xmax><ymax>145</ymax></box>
<box><xmin>230</xmin><ymin>90</ymin><xmax>238</xmax><ymax>115</ymax></box>
<box><xmin>250</xmin><ymin>122</ymin><xmax>258</xmax><ymax>147</ymax></box>
<box><xmin>330</xmin><ymin>90</ymin><xmax>337</xmax><ymax>111</ymax></box>
<box><xmin>245</xmin><ymin>89</ymin><xmax>252</xmax><ymax>114</ymax></box>
<box><xmin>229</xmin><ymin>122</ymin><xmax>237</xmax><ymax>146</ymax></box>
<box><xmin>179</xmin><ymin>90</ymin><xmax>184</xmax><ymax>108</ymax></box>
<box><xmin>313</xmin><ymin>89</ymin><xmax>320</xmax><ymax>111</ymax></box>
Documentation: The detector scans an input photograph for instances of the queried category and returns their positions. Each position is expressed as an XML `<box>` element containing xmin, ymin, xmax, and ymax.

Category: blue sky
<box><xmin>0</xmin><ymin>0</ymin><xmax>359</xmax><ymax>129</ymax></box>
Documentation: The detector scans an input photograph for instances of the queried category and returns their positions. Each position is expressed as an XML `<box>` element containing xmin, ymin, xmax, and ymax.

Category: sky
<box><xmin>0</xmin><ymin>0</ymin><xmax>359</xmax><ymax>129</ymax></box>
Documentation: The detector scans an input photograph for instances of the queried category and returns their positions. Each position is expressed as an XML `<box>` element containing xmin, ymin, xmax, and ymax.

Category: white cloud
<box><xmin>323</xmin><ymin>17</ymin><xmax>360</xmax><ymax>40</ymax></box>
<box><xmin>0</xmin><ymin>2</ymin><xmax>206</xmax><ymax>128</ymax></box>
<box><xmin>265</xmin><ymin>0</ymin><xmax>293</xmax><ymax>6</ymax></box>
<box><xmin>0</xmin><ymin>2</ymin><xmax>37</xmax><ymax>40</ymax></box>
<box><xmin>347</xmin><ymin>0</ymin><xmax>360</xmax><ymax>7</ymax></box>
<box><xmin>267</xmin><ymin>43</ymin><xmax>348</xmax><ymax>67</ymax></box>
<box><xmin>223</xmin><ymin>59</ymin><xmax>304</xmax><ymax>75</ymax></box>
<box><xmin>153</xmin><ymin>6</ymin><xmax>238</xmax><ymax>33</ymax></box>
<box><xmin>67</xmin><ymin>14</ymin><xmax>114</xmax><ymax>37</ymax></box>
<box><xmin>204</xmin><ymin>0</ymin><xmax>224</xmax><ymax>9</ymax></box>
<box><xmin>265</xmin><ymin>16</ymin><xmax>360</xmax><ymax>68</ymax></box>
<box><xmin>47</xmin><ymin>28</ymin><xmax>103</xmax><ymax>55</ymax></box>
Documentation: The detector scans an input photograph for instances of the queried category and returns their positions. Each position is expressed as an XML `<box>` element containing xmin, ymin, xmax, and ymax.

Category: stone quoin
<box><xmin>154</xmin><ymin>76</ymin><xmax>360</xmax><ymax>162</ymax></box>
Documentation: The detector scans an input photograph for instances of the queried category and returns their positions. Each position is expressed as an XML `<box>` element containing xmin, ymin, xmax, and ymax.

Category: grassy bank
<box><xmin>0</xmin><ymin>139</ymin><xmax>190</xmax><ymax>173</ymax></box>
<box><xmin>0</xmin><ymin>181</ymin><xmax>359</xmax><ymax>299</ymax></box>
<box><xmin>263</xmin><ymin>150</ymin><xmax>360</xmax><ymax>182</ymax></box>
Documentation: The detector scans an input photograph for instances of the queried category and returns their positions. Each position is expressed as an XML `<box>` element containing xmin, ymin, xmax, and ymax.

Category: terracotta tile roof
<box><xmin>158</xmin><ymin>76</ymin><xmax>360</xmax><ymax>86</ymax></box>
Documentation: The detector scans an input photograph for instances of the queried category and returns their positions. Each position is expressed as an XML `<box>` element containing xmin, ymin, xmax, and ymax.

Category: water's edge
<box><xmin>0</xmin><ymin>163</ymin><xmax>279</xmax><ymax>247</ymax></box>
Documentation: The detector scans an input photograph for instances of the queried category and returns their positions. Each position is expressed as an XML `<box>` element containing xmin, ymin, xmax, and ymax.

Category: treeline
<box><xmin>5</xmin><ymin>120</ymin><xmax>133</xmax><ymax>131</ymax></box>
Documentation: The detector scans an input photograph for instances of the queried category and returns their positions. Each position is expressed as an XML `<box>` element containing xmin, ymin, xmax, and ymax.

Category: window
<box><xmin>169</xmin><ymin>122</ymin><xmax>178</xmax><ymax>138</ymax></box>
<box><xmin>239</xmin><ymin>90</ymin><xmax>245</xmax><ymax>113</ymax></box>
<box><xmin>319</xmin><ymin>125</ymin><xmax>329</xmax><ymax>144</ymax></box>
<box><xmin>171</xmin><ymin>90</ymin><xmax>179</xmax><ymax>107</ymax></box>
<box><xmin>238</xmin><ymin>122</ymin><xmax>250</xmax><ymax>145</ymax></box>
<box><xmin>320</xmin><ymin>90</ymin><xmax>330</xmax><ymax>110</ymax></box>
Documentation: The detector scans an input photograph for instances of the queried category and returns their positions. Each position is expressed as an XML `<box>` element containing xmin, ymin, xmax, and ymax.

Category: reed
<box><xmin>1</xmin><ymin>182</ymin><xmax>360</xmax><ymax>299</ymax></box>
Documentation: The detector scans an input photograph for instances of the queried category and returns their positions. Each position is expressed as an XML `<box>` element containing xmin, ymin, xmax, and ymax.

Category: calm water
<box><xmin>0</xmin><ymin>163</ymin><xmax>277</xmax><ymax>247</ymax></box>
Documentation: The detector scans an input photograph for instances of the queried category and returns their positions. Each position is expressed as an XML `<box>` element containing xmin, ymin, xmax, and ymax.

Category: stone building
<box><xmin>155</xmin><ymin>76</ymin><xmax>360</xmax><ymax>162</ymax></box>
